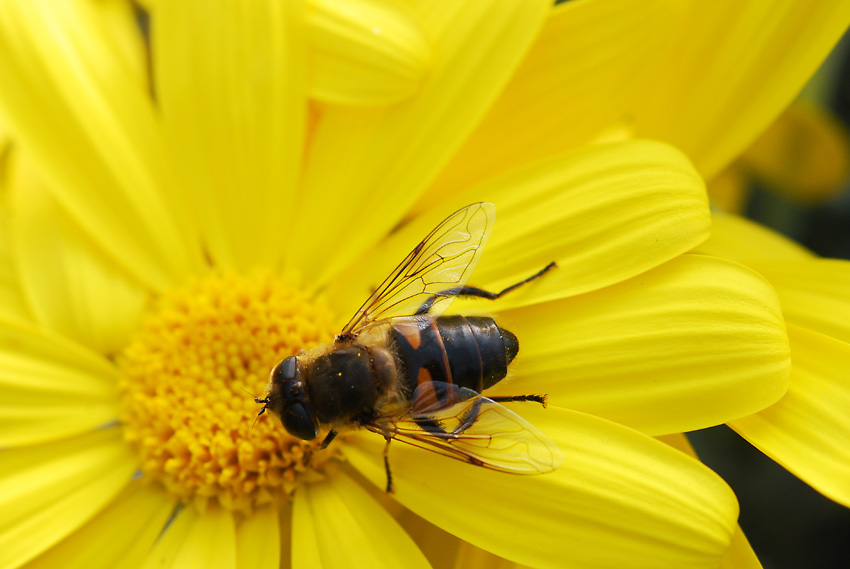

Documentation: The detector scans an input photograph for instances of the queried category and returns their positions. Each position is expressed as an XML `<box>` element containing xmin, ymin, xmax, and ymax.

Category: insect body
<box><xmin>257</xmin><ymin>203</ymin><xmax>562</xmax><ymax>491</ymax></box>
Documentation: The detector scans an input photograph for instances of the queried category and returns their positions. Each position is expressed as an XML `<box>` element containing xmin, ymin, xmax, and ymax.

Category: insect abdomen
<box><xmin>389</xmin><ymin>315</ymin><xmax>518</xmax><ymax>395</ymax></box>
<box><xmin>438</xmin><ymin>315</ymin><xmax>519</xmax><ymax>391</ymax></box>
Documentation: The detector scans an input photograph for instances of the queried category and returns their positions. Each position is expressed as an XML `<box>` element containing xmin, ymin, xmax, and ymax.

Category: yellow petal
<box><xmin>8</xmin><ymin>150</ymin><xmax>148</xmax><ymax>354</ymax></box>
<box><xmin>142</xmin><ymin>505</ymin><xmax>237</xmax><ymax>569</ymax></box>
<box><xmin>0</xmin><ymin>428</ymin><xmax>137</xmax><ymax>569</ymax></box>
<box><xmin>0</xmin><ymin>122</ymin><xmax>31</xmax><ymax>323</ymax></box>
<box><xmin>394</xmin><ymin>509</ymin><xmax>461</xmax><ymax>569</ymax></box>
<box><xmin>21</xmin><ymin>482</ymin><xmax>175</xmax><ymax>569</ymax></box>
<box><xmin>0</xmin><ymin>268</ymin><xmax>31</xmax><ymax>324</ymax></box>
<box><xmin>491</xmin><ymin>254</ymin><xmax>790</xmax><ymax>435</ymax></box>
<box><xmin>750</xmin><ymin>259</ymin><xmax>850</xmax><ymax>345</ymax></box>
<box><xmin>452</xmin><ymin>542</ymin><xmax>523</xmax><ymax>569</ymax></box>
<box><xmin>171</xmin><ymin>506</ymin><xmax>237</xmax><ymax>569</ymax></box>
<box><xmin>632</xmin><ymin>1</ymin><xmax>850</xmax><ymax>179</ymax></box>
<box><xmin>730</xmin><ymin>325</ymin><xmax>850</xmax><ymax>507</ymax></box>
<box><xmin>425</xmin><ymin>0</ymin><xmax>682</xmax><ymax>201</ymax></box>
<box><xmin>329</xmin><ymin>139</ymin><xmax>710</xmax><ymax>318</ymax></box>
<box><xmin>236</xmin><ymin>504</ymin><xmax>280</xmax><ymax>569</ymax></box>
<box><xmin>344</xmin><ymin>406</ymin><xmax>739</xmax><ymax>569</ymax></box>
<box><xmin>153</xmin><ymin>0</ymin><xmax>307</xmax><ymax>272</ymax></box>
<box><xmin>0</xmin><ymin>0</ymin><xmax>203</xmax><ymax>290</ymax></box>
<box><xmin>741</xmin><ymin>101</ymin><xmax>850</xmax><ymax>204</ymax></box>
<box><xmin>140</xmin><ymin>506</ymin><xmax>195</xmax><ymax>569</ymax></box>
<box><xmin>295</xmin><ymin>472</ymin><xmax>430</xmax><ymax>569</ymax></box>
<box><xmin>90</xmin><ymin>0</ymin><xmax>149</xmax><ymax>92</ymax></box>
<box><xmin>307</xmin><ymin>0</ymin><xmax>430</xmax><ymax>105</ymax></box>
<box><xmin>291</xmin><ymin>490</ymin><xmax>323</xmax><ymax>569</ymax></box>
<box><xmin>0</xmin><ymin>317</ymin><xmax>119</xmax><ymax>446</ymax></box>
<box><xmin>696</xmin><ymin>211</ymin><xmax>813</xmax><ymax>262</ymax></box>
<box><xmin>276</xmin><ymin>504</ymin><xmax>293</xmax><ymax>569</ymax></box>
<box><xmin>706</xmin><ymin>165</ymin><xmax>751</xmax><ymax>214</ymax></box>
<box><xmin>0</xmin><ymin>193</ymin><xmax>33</xmax><ymax>325</ymax></box>
<box><xmin>287</xmin><ymin>0</ymin><xmax>550</xmax><ymax>286</ymax></box>
<box><xmin>720</xmin><ymin>527</ymin><xmax>763</xmax><ymax>569</ymax></box>
<box><xmin>657</xmin><ymin>434</ymin><xmax>763</xmax><ymax>569</ymax></box>
<box><xmin>0</xmin><ymin>404</ymin><xmax>119</xmax><ymax>452</ymax></box>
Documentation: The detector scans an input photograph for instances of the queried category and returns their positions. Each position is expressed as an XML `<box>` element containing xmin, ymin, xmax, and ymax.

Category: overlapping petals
<box><xmin>496</xmin><ymin>254</ymin><xmax>790</xmax><ymax>435</ymax></box>
<box><xmin>631</xmin><ymin>1</ymin><xmax>850</xmax><ymax>178</ymax></box>
<box><xmin>422</xmin><ymin>0</ymin><xmax>850</xmax><ymax>204</ymax></box>
<box><xmin>333</xmin><ymin>141</ymin><xmax>790</xmax><ymax>438</ymax></box>
<box><xmin>699</xmin><ymin>215</ymin><xmax>850</xmax><ymax>508</ymax></box>
<box><xmin>0</xmin><ymin>0</ymin><xmax>203</xmax><ymax>290</ymax></box>
<box><xmin>293</xmin><ymin>472</ymin><xmax>431</xmax><ymax>569</ymax></box>
<box><xmin>235</xmin><ymin>505</ymin><xmax>282</xmax><ymax>569</ymax></box>
<box><xmin>0</xmin><ymin>429</ymin><xmax>136</xmax><ymax>568</ymax></box>
<box><xmin>154</xmin><ymin>0</ymin><xmax>308</xmax><ymax>272</ymax></box>
<box><xmin>0</xmin><ymin>0</ymin><xmax>842</xmax><ymax>568</ymax></box>
<box><xmin>143</xmin><ymin>504</ymin><xmax>289</xmax><ymax>569</ymax></box>
<box><xmin>731</xmin><ymin>326</ymin><xmax>850</xmax><ymax>507</ymax></box>
<box><xmin>0</xmin><ymin>210</ymin><xmax>32</xmax><ymax>325</ymax></box>
<box><xmin>306</xmin><ymin>0</ymin><xmax>431</xmax><ymax>106</ymax></box>
<box><xmin>424</xmin><ymin>0</ymin><xmax>681</xmax><ymax>202</ymax></box>
<box><xmin>658</xmin><ymin>434</ymin><xmax>762</xmax><ymax>569</ymax></box>
<box><xmin>727</xmin><ymin>102</ymin><xmax>850</xmax><ymax>206</ymax></box>
<box><xmin>0</xmin><ymin>317</ymin><xmax>118</xmax><ymax>447</ymax></box>
<box><xmin>20</xmin><ymin>483</ymin><xmax>175</xmax><ymax>569</ymax></box>
<box><xmin>287</xmin><ymin>0</ymin><xmax>551</xmax><ymax>285</ymax></box>
<box><xmin>332</xmin><ymin>139</ymin><xmax>711</xmax><ymax>313</ymax></box>
<box><xmin>141</xmin><ymin>506</ymin><xmax>239</xmax><ymax>569</ymax></box>
<box><xmin>6</xmin><ymin>153</ymin><xmax>147</xmax><ymax>354</ymax></box>
<box><xmin>346</xmin><ymin>406</ymin><xmax>739</xmax><ymax>569</ymax></box>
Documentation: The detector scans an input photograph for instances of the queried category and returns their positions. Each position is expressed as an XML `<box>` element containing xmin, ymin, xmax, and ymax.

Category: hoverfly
<box><xmin>256</xmin><ymin>202</ymin><xmax>562</xmax><ymax>491</ymax></box>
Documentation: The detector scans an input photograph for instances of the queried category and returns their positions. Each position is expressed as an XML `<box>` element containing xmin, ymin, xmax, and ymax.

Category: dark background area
<box><xmin>690</xmin><ymin>427</ymin><xmax>850</xmax><ymax>569</ymax></box>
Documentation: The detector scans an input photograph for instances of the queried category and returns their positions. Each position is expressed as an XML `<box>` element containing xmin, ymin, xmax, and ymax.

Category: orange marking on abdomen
<box><xmin>412</xmin><ymin>372</ymin><xmax>439</xmax><ymax>413</ymax></box>
<box><xmin>393</xmin><ymin>320</ymin><xmax>422</xmax><ymax>350</ymax></box>
<box><xmin>417</xmin><ymin>367</ymin><xmax>433</xmax><ymax>385</ymax></box>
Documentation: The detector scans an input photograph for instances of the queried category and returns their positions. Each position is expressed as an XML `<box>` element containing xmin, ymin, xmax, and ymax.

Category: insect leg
<box><xmin>320</xmin><ymin>429</ymin><xmax>338</xmax><ymax>449</ymax></box>
<box><xmin>488</xmin><ymin>394</ymin><xmax>548</xmax><ymax>408</ymax></box>
<box><xmin>382</xmin><ymin>434</ymin><xmax>394</xmax><ymax>493</ymax></box>
<box><xmin>415</xmin><ymin>261</ymin><xmax>557</xmax><ymax>314</ymax></box>
<box><xmin>451</xmin><ymin>397</ymin><xmax>486</xmax><ymax>436</ymax></box>
<box><xmin>436</xmin><ymin>394</ymin><xmax>547</xmax><ymax>440</ymax></box>
<box><xmin>446</xmin><ymin>393</ymin><xmax>540</xmax><ymax>437</ymax></box>
<box><xmin>413</xmin><ymin>416</ymin><xmax>448</xmax><ymax>434</ymax></box>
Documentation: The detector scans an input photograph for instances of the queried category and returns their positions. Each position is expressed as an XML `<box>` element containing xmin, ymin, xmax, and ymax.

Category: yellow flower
<box><xmin>392</xmin><ymin>0</ymin><xmax>850</xmax><ymax>545</ymax></box>
<box><xmin>708</xmin><ymin>101</ymin><xmax>850</xmax><ymax>212</ymax></box>
<box><xmin>697</xmin><ymin>213</ymin><xmax>850</xmax><ymax>511</ymax></box>
<box><xmin>586</xmin><ymin>0</ymin><xmax>850</xmax><ymax>525</ymax></box>
<box><xmin>0</xmin><ymin>0</ymin><xmax>840</xmax><ymax>568</ymax></box>
<box><xmin>419</xmin><ymin>1</ymin><xmax>850</xmax><ymax>207</ymax></box>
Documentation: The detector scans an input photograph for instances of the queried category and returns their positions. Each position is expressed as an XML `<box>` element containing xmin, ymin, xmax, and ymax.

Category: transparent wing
<box><xmin>367</xmin><ymin>386</ymin><xmax>563</xmax><ymax>475</ymax></box>
<box><xmin>339</xmin><ymin>202</ymin><xmax>496</xmax><ymax>340</ymax></box>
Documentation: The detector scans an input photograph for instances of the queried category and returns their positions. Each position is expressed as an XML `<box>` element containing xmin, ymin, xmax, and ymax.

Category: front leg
<box><xmin>320</xmin><ymin>429</ymin><xmax>338</xmax><ymax>449</ymax></box>
<box><xmin>382</xmin><ymin>434</ymin><xmax>394</xmax><ymax>493</ymax></box>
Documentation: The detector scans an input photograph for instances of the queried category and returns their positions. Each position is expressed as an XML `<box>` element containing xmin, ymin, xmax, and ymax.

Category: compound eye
<box><xmin>283</xmin><ymin>403</ymin><xmax>318</xmax><ymax>440</ymax></box>
<box><xmin>287</xmin><ymin>381</ymin><xmax>305</xmax><ymax>402</ymax></box>
<box><xmin>272</xmin><ymin>356</ymin><xmax>298</xmax><ymax>384</ymax></box>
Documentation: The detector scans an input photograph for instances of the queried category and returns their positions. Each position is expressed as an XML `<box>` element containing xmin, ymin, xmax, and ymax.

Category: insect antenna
<box><xmin>251</xmin><ymin>403</ymin><xmax>269</xmax><ymax>433</ymax></box>
<box><xmin>238</xmin><ymin>386</ymin><xmax>269</xmax><ymax>433</ymax></box>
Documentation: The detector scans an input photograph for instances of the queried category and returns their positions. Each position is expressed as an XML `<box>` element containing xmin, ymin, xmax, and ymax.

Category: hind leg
<box><xmin>415</xmin><ymin>262</ymin><xmax>557</xmax><ymax>315</ymax></box>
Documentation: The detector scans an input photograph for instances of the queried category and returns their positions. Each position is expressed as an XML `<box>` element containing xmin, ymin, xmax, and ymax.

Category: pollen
<box><xmin>117</xmin><ymin>272</ymin><xmax>339</xmax><ymax>514</ymax></box>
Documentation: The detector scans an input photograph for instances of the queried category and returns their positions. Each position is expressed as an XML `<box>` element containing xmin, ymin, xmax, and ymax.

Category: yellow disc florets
<box><xmin>117</xmin><ymin>272</ymin><xmax>338</xmax><ymax>513</ymax></box>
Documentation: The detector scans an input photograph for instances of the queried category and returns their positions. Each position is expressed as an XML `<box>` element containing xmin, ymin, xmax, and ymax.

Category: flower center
<box><xmin>117</xmin><ymin>272</ymin><xmax>338</xmax><ymax>513</ymax></box>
